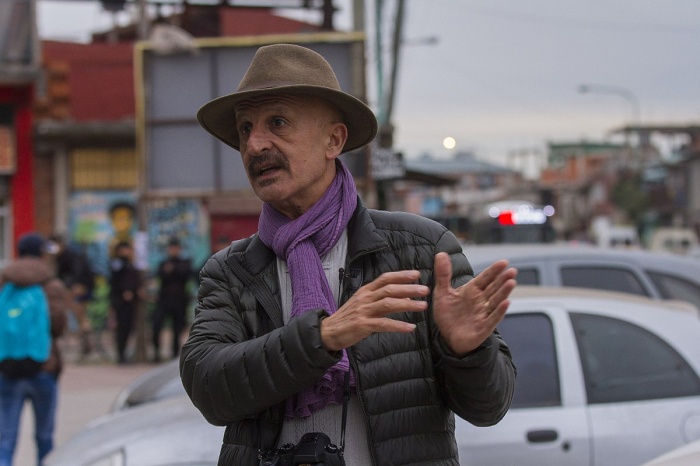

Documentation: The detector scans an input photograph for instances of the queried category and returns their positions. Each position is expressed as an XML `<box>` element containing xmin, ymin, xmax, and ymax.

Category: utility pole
<box><xmin>353</xmin><ymin>0</ymin><xmax>365</xmax><ymax>31</ymax></box>
<box><xmin>383</xmin><ymin>0</ymin><xmax>405</xmax><ymax>131</ymax></box>
<box><xmin>137</xmin><ymin>0</ymin><xmax>149</xmax><ymax>40</ymax></box>
<box><xmin>375</xmin><ymin>0</ymin><xmax>406</xmax><ymax>210</ymax></box>
<box><xmin>377</xmin><ymin>0</ymin><xmax>406</xmax><ymax>146</ymax></box>
<box><xmin>135</xmin><ymin>0</ymin><xmax>150</xmax><ymax>363</ymax></box>
<box><xmin>321</xmin><ymin>0</ymin><xmax>336</xmax><ymax>31</ymax></box>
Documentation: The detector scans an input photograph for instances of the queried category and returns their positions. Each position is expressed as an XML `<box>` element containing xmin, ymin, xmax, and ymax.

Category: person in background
<box><xmin>108</xmin><ymin>241</ymin><xmax>141</xmax><ymax>364</ymax></box>
<box><xmin>0</xmin><ymin>233</ymin><xmax>70</xmax><ymax>466</ymax></box>
<box><xmin>47</xmin><ymin>235</ymin><xmax>94</xmax><ymax>358</ymax></box>
<box><xmin>152</xmin><ymin>237</ymin><xmax>193</xmax><ymax>362</ymax></box>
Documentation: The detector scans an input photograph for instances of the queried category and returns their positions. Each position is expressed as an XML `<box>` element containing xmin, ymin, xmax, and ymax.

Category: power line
<box><xmin>451</xmin><ymin>3</ymin><xmax>700</xmax><ymax>34</ymax></box>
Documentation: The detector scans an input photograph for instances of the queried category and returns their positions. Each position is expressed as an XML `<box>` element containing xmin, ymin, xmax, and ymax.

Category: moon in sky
<box><xmin>443</xmin><ymin>137</ymin><xmax>456</xmax><ymax>149</ymax></box>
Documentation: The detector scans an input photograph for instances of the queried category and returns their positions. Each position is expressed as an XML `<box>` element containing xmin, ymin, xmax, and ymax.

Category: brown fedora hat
<box><xmin>197</xmin><ymin>43</ymin><xmax>378</xmax><ymax>153</ymax></box>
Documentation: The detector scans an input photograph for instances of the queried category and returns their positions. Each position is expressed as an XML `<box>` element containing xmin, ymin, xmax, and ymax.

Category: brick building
<box><xmin>33</xmin><ymin>5</ymin><xmax>347</xmax><ymax>275</ymax></box>
<box><xmin>1</xmin><ymin>0</ymin><xmax>40</xmax><ymax>265</ymax></box>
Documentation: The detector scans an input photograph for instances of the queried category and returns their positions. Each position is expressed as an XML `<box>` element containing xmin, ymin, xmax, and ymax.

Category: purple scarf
<box><xmin>258</xmin><ymin>160</ymin><xmax>357</xmax><ymax>419</ymax></box>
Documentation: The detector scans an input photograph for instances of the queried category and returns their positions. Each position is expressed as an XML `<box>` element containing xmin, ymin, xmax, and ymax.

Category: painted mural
<box><xmin>146</xmin><ymin>198</ymin><xmax>210</xmax><ymax>273</ymax></box>
<box><xmin>69</xmin><ymin>191</ymin><xmax>137</xmax><ymax>277</ymax></box>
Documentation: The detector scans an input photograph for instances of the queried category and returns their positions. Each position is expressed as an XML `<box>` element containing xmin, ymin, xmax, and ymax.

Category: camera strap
<box><xmin>257</xmin><ymin>370</ymin><xmax>352</xmax><ymax>460</ymax></box>
<box><xmin>340</xmin><ymin>370</ymin><xmax>350</xmax><ymax>454</ymax></box>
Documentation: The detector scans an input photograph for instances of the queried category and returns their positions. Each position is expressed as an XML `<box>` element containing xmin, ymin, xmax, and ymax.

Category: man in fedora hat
<box><xmin>181</xmin><ymin>44</ymin><xmax>516</xmax><ymax>466</ymax></box>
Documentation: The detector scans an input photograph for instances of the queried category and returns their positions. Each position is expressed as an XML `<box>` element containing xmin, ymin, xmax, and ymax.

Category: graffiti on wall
<box><xmin>146</xmin><ymin>198</ymin><xmax>210</xmax><ymax>273</ymax></box>
<box><xmin>69</xmin><ymin>191</ymin><xmax>137</xmax><ymax>277</ymax></box>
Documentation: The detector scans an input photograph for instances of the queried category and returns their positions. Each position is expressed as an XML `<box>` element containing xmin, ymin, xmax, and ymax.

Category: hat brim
<box><xmin>196</xmin><ymin>85</ymin><xmax>378</xmax><ymax>154</ymax></box>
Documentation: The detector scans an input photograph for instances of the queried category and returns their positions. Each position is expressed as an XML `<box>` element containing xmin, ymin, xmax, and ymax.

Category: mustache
<box><xmin>247</xmin><ymin>152</ymin><xmax>290</xmax><ymax>176</ymax></box>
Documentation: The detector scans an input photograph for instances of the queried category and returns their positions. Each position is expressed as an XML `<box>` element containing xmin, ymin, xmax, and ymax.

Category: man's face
<box><xmin>116</xmin><ymin>245</ymin><xmax>132</xmax><ymax>259</ymax></box>
<box><xmin>111</xmin><ymin>207</ymin><xmax>134</xmax><ymax>235</ymax></box>
<box><xmin>235</xmin><ymin>94</ymin><xmax>347</xmax><ymax>219</ymax></box>
<box><xmin>167</xmin><ymin>244</ymin><xmax>181</xmax><ymax>257</ymax></box>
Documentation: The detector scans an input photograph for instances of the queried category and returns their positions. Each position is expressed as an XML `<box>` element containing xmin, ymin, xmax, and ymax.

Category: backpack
<box><xmin>0</xmin><ymin>282</ymin><xmax>51</xmax><ymax>378</ymax></box>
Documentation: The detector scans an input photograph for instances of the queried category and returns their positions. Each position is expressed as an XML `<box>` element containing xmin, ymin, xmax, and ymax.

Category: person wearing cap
<box><xmin>0</xmin><ymin>233</ymin><xmax>70</xmax><ymax>465</ymax></box>
<box><xmin>151</xmin><ymin>237</ymin><xmax>193</xmax><ymax>362</ymax></box>
<box><xmin>180</xmin><ymin>44</ymin><xmax>517</xmax><ymax>466</ymax></box>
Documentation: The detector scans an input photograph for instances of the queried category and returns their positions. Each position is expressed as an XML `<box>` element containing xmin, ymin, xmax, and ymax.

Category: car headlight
<box><xmin>87</xmin><ymin>450</ymin><xmax>125</xmax><ymax>466</ymax></box>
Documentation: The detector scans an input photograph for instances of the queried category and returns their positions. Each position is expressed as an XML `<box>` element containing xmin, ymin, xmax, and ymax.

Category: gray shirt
<box><xmin>276</xmin><ymin>229</ymin><xmax>373</xmax><ymax>465</ymax></box>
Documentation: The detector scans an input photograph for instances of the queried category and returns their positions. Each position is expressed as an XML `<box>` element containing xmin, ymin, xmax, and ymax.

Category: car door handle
<box><xmin>527</xmin><ymin>429</ymin><xmax>559</xmax><ymax>443</ymax></box>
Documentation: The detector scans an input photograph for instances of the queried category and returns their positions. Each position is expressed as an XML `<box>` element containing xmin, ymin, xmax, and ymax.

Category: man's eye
<box><xmin>239</xmin><ymin>123</ymin><xmax>251</xmax><ymax>135</ymax></box>
<box><xmin>272</xmin><ymin>118</ymin><xmax>286</xmax><ymax>127</ymax></box>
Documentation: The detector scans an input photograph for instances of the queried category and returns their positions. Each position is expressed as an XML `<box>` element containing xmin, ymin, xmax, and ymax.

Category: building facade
<box><xmin>0</xmin><ymin>0</ymin><xmax>40</xmax><ymax>266</ymax></box>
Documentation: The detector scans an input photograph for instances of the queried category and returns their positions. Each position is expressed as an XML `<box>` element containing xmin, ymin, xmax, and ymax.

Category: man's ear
<box><xmin>325</xmin><ymin>122</ymin><xmax>348</xmax><ymax>160</ymax></box>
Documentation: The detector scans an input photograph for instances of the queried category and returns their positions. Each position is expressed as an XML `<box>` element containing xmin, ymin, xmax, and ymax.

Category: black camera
<box><xmin>259</xmin><ymin>432</ymin><xmax>345</xmax><ymax>466</ymax></box>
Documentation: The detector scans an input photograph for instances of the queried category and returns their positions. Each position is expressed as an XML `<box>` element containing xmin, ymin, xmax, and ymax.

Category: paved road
<box><xmin>9</xmin><ymin>323</ymin><xmax>183</xmax><ymax>465</ymax></box>
<box><xmin>14</xmin><ymin>360</ymin><xmax>158</xmax><ymax>465</ymax></box>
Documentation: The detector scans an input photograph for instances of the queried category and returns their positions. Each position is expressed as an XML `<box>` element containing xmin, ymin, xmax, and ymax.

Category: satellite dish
<box><xmin>149</xmin><ymin>24</ymin><xmax>198</xmax><ymax>56</ymax></box>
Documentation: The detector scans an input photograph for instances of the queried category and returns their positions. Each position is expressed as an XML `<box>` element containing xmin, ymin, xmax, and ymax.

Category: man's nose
<box><xmin>246</xmin><ymin>126</ymin><xmax>273</xmax><ymax>155</ymax></box>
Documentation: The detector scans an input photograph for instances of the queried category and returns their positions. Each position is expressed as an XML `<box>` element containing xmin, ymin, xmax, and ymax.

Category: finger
<box><xmin>365</xmin><ymin>270</ymin><xmax>422</xmax><ymax>291</ymax></box>
<box><xmin>372</xmin><ymin>283</ymin><xmax>430</xmax><ymax>301</ymax></box>
<box><xmin>487</xmin><ymin>278</ymin><xmax>518</xmax><ymax>309</ymax></box>
<box><xmin>433</xmin><ymin>252</ymin><xmax>454</xmax><ymax>296</ymax></box>
<box><xmin>470</xmin><ymin>259</ymin><xmax>509</xmax><ymax>290</ymax></box>
<box><xmin>482</xmin><ymin>267</ymin><xmax>518</xmax><ymax>301</ymax></box>
<box><xmin>368</xmin><ymin>297</ymin><xmax>428</xmax><ymax>317</ymax></box>
<box><xmin>486</xmin><ymin>298</ymin><xmax>510</xmax><ymax>324</ymax></box>
<box><xmin>367</xmin><ymin>317</ymin><xmax>417</xmax><ymax>334</ymax></box>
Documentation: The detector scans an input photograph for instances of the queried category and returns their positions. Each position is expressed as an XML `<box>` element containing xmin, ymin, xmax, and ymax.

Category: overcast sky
<box><xmin>37</xmin><ymin>0</ymin><xmax>700</xmax><ymax>171</ymax></box>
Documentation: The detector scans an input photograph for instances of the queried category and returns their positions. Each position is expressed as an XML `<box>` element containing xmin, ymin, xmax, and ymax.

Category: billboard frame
<box><xmin>134</xmin><ymin>31</ymin><xmax>368</xmax><ymax>199</ymax></box>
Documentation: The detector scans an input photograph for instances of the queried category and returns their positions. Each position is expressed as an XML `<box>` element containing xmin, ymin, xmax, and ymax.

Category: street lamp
<box><xmin>578</xmin><ymin>83</ymin><xmax>641</xmax><ymax>127</ymax></box>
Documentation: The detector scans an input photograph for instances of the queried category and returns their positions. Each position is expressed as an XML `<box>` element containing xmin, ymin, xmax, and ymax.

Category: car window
<box><xmin>497</xmin><ymin>313</ymin><xmax>560</xmax><ymax>408</ymax></box>
<box><xmin>514</xmin><ymin>268</ymin><xmax>539</xmax><ymax>285</ymax></box>
<box><xmin>645</xmin><ymin>271</ymin><xmax>700</xmax><ymax>309</ymax></box>
<box><xmin>560</xmin><ymin>266</ymin><xmax>649</xmax><ymax>296</ymax></box>
<box><xmin>570</xmin><ymin>312</ymin><xmax>700</xmax><ymax>404</ymax></box>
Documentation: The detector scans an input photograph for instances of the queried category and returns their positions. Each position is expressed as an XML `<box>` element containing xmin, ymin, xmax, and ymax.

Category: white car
<box><xmin>640</xmin><ymin>438</ymin><xmax>700</xmax><ymax>466</ymax></box>
<box><xmin>456</xmin><ymin>287</ymin><xmax>700</xmax><ymax>466</ymax></box>
<box><xmin>46</xmin><ymin>287</ymin><xmax>700</xmax><ymax>466</ymax></box>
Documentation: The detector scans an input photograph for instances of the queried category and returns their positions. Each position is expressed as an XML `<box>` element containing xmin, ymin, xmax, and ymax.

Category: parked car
<box><xmin>640</xmin><ymin>439</ymin><xmax>700</xmax><ymax>466</ymax></box>
<box><xmin>46</xmin><ymin>394</ymin><xmax>221</xmax><ymax>466</ymax></box>
<box><xmin>111</xmin><ymin>357</ymin><xmax>183</xmax><ymax>411</ymax></box>
<box><xmin>456</xmin><ymin>286</ymin><xmax>700</xmax><ymax>466</ymax></box>
<box><xmin>464</xmin><ymin>243</ymin><xmax>700</xmax><ymax>309</ymax></box>
<box><xmin>46</xmin><ymin>287</ymin><xmax>700</xmax><ymax>466</ymax></box>
<box><xmin>649</xmin><ymin>227</ymin><xmax>699</xmax><ymax>256</ymax></box>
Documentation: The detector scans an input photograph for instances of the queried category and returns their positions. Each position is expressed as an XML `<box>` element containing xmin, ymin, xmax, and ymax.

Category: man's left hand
<box><xmin>432</xmin><ymin>253</ymin><xmax>517</xmax><ymax>355</ymax></box>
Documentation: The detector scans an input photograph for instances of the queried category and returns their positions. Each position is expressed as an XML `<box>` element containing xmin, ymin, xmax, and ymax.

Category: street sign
<box><xmin>371</xmin><ymin>145</ymin><xmax>405</xmax><ymax>180</ymax></box>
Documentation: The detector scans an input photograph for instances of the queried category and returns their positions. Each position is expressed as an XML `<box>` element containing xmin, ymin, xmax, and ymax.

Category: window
<box><xmin>497</xmin><ymin>313</ymin><xmax>560</xmax><ymax>408</ymax></box>
<box><xmin>646</xmin><ymin>271</ymin><xmax>700</xmax><ymax>309</ymax></box>
<box><xmin>71</xmin><ymin>149</ymin><xmax>138</xmax><ymax>190</ymax></box>
<box><xmin>0</xmin><ymin>106</ymin><xmax>15</xmax><ymax>175</ymax></box>
<box><xmin>514</xmin><ymin>268</ymin><xmax>539</xmax><ymax>285</ymax></box>
<box><xmin>561</xmin><ymin>266</ymin><xmax>648</xmax><ymax>296</ymax></box>
<box><xmin>570</xmin><ymin>313</ymin><xmax>700</xmax><ymax>404</ymax></box>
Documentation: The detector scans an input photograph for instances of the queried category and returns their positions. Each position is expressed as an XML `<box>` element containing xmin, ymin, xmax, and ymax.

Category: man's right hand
<box><xmin>320</xmin><ymin>270</ymin><xmax>429</xmax><ymax>352</ymax></box>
